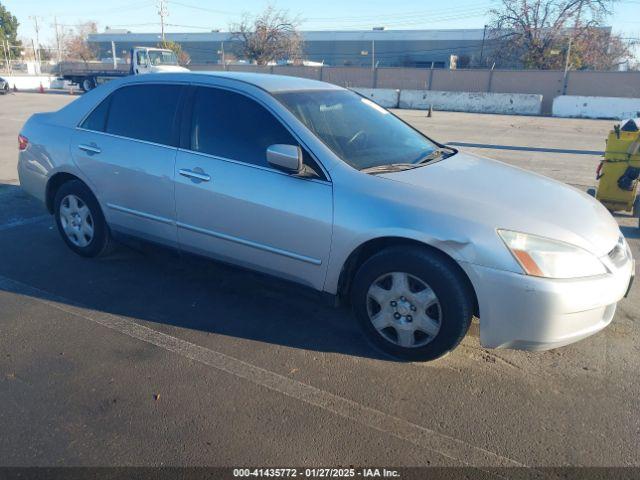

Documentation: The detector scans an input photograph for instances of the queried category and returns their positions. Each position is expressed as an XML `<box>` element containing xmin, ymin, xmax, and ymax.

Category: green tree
<box><xmin>0</xmin><ymin>2</ymin><xmax>21</xmax><ymax>56</ymax></box>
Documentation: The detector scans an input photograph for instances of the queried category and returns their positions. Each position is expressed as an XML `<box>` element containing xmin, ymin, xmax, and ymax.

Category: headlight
<box><xmin>498</xmin><ymin>230</ymin><xmax>608</xmax><ymax>279</ymax></box>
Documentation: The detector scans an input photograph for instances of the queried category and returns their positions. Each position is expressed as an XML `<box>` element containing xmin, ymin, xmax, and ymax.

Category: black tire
<box><xmin>80</xmin><ymin>77</ymin><xmax>95</xmax><ymax>92</ymax></box>
<box><xmin>351</xmin><ymin>246</ymin><xmax>473</xmax><ymax>362</ymax></box>
<box><xmin>586</xmin><ymin>187</ymin><xmax>596</xmax><ymax>198</ymax></box>
<box><xmin>53</xmin><ymin>180</ymin><xmax>113</xmax><ymax>257</ymax></box>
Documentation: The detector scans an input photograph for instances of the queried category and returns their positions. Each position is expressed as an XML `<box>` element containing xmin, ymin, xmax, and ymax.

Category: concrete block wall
<box><xmin>185</xmin><ymin>65</ymin><xmax>640</xmax><ymax>116</ymax></box>
<box><xmin>2</xmin><ymin>75</ymin><xmax>74</xmax><ymax>91</ymax></box>
<box><xmin>552</xmin><ymin>96</ymin><xmax>640</xmax><ymax>119</ymax></box>
<box><xmin>351</xmin><ymin>88</ymin><xmax>400</xmax><ymax>108</ymax></box>
<box><xmin>3</xmin><ymin>75</ymin><xmax>54</xmax><ymax>90</ymax></box>
<box><xmin>399</xmin><ymin>90</ymin><xmax>543</xmax><ymax>115</ymax></box>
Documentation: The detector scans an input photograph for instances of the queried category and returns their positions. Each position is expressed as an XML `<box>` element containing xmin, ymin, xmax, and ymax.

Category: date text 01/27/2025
<box><xmin>232</xmin><ymin>468</ymin><xmax>400</xmax><ymax>478</ymax></box>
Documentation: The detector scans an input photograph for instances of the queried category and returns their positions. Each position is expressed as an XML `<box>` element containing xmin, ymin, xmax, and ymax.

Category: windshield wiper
<box><xmin>415</xmin><ymin>149</ymin><xmax>444</xmax><ymax>164</ymax></box>
<box><xmin>414</xmin><ymin>146</ymin><xmax>457</xmax><ymax>165</ymax></box>
<box><xmin>360</xmin><ymin>163</ymin><xmax>419</xmax><ymax>174</ymax></box>
<box><xmin>361</xmin><ymin>146</ymin><xmax>457</xmax><ymax>174</ymax></box>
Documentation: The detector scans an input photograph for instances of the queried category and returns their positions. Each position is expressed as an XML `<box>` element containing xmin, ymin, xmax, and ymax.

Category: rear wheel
<box><xmin>351</xmin><ymin>246</ymin><xmax>473</xmax><ymax>361</ymax></box>
<box><xmin>54</xmin><ymin>180</ymin><xmax>113</xmax><ymax>257</ymax></box>
<box><xmin>81</xmin><ymin>77</ymin><xmax>96</xmax><ymax>92</ymax></box>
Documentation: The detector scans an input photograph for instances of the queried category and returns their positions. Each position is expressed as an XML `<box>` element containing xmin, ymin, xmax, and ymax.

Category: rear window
<box><xmin>96</xmin><ymin>84</ymin><xmax>183</xmax><ymax>146</ymax></box>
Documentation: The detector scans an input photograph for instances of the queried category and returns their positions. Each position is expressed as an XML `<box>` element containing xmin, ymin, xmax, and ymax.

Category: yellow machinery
<box><xmin>595</xmin><ymin>119</ymin><xmax>640</xmax><ymax>226</ymax></box>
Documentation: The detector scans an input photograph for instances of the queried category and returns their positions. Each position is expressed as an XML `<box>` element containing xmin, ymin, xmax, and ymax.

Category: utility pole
<box><xmin>29</xmin><ymin>16</ymin><xmax>41</xmax><ymax>64</ymax></box>
<box><xmin>53</xmin><ymin>17</ymin><xmax>62</xmax><ymax>63</ymax></box>
<box><xmin>479</xmin><ymin>24</ymin><xmax>487</xmax><ymax>66</ymax></box>
<box><xmin>111</xmin><ymin>41</ymin><xmax>117</xmax><ymax>69</ymax></box>
<box><xmin>7</xmin><ymin>40</ymin><xmax>15</xmax><ymax>75</ymax></box>
<box><xmin>371</xmin><ymin>39</ymin><xmax>375</xmax><ymax>70</ymax></box>
<box><xmin>2</xmin><ymin>40</ymin><xmax>10</xmax><ymax>74</ymax></box>
<box><xmin>562</xmin><ymin>36</ymin><xmax>573</xmax><ymax>95</ymax></box>
<box><xmin>31</xmin><ymin>39</ymin><xmax>38</xmax><ymax>63</ymax></box>
<box><xmin>157</xmin><ymin>0</ymin><xmax>168</xmax><ymax>42</ymax></box>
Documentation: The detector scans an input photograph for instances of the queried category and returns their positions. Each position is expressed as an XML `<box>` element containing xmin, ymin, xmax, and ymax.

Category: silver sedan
<box><xmin>18</xmin><ymin>72</ymin><xmax>634</xmax><ymax>361</ymax></box>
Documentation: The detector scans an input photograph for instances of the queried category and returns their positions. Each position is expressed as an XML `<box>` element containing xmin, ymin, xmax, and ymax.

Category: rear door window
<box><xmin>105</xmin><ymin>84</ymin><xmax>183</xmax><ymax>146</ymax></box>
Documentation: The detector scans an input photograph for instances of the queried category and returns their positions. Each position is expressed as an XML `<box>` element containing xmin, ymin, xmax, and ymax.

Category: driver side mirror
<box><xmin>266</xmin><ymin>144</ymin><xmax>303</xmax><ymax>174</ymax></box>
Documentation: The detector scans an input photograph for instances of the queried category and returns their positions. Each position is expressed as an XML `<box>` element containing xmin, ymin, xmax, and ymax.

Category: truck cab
<box><xmin>130</xmin><ymin>47</ymin><xmax>190</xmax><ymax>75</ymax></box>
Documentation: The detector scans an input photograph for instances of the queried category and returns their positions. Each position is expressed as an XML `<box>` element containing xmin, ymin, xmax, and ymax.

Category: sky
<box><xmin>4</xmin><ymin>0</ymin><xmax>640</xmax><ymax>49</ymax></box>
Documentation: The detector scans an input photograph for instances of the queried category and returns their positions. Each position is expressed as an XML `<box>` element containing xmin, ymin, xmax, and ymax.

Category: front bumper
<box><xmin>460</xmin><ymin>256</ymin><xmax>634</xmax><ymax>351</ymax></box>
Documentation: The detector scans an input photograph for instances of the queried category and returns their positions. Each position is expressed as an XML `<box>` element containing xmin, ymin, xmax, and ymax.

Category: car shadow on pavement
<box><xmin>0</xmin><ymin>183</ymin><xmax>394</xmax><ymax>362</ymax></box>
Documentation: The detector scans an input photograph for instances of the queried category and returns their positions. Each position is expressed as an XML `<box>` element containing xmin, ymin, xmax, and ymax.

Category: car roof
<box><xmin>129</xmin><ymin>71</ymin><xmax>345</xmax><ymax>93</ymax></box>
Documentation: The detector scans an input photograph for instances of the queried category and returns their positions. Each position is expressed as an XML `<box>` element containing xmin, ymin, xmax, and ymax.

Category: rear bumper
<box><xmin>461</xmin><ymin>257</ymin><xmax>634</xmax><ymax>351</ymax></box>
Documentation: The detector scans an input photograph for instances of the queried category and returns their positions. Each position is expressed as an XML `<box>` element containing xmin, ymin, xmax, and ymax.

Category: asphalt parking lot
<box><xmin>0</xmin><ymin>92</ymin><xmax>638</xmax><ymax>468</ymax></box>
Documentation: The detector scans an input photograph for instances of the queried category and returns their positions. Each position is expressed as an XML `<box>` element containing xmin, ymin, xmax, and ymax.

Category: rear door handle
<box><xmin>78</xmin><ymin>144</ymin><xmax>101</xmax><ymax>155</ymax></box>
<box><xmin>179</xmin><ymin>168</ymin><xmax>211</xmax><ymax>182</ymax></box>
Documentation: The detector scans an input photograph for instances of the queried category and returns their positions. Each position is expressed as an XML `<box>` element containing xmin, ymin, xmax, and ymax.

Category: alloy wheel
<box><xmin>366</xmin><ymin>271</ymin><xmax>441</xmax><ymax>348</ymax></box>
<box><xmin>59</xmin><ymin>194</ymin><xmax>95</xmax><ymax>248</ymax></box>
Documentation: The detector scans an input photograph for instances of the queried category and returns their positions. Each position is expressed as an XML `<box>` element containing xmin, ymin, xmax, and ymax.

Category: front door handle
<box><xmin>78</xmin><ymin>144</ymin><xmax>101</xmax><ymax>155</ymax></box>
<box><xmin>179</xmin><ymin>168</ymin><xmax>211</xmax><ymax>182</ymax></box>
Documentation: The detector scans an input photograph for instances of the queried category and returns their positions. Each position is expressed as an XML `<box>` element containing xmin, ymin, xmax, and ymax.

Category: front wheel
<box><xmin>351</xmin><ymin>246</ymin><xmax>474</xmax><ymax>361</ymax></box>
<box><xmin>54</xmin><ymin>180</ymin><xmax>113</xmax><ymax>257</ymax></box>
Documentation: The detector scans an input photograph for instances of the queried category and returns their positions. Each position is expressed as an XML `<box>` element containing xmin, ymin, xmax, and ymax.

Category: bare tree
<box><xmin>157</xmin><ymin>40</ymin><xmax>191</xmax><ymax>66</ymax></box>
<box><xmin>63</xmin><ymin>21</ymin><xmax>98</xmax><ymax>62</ymax></box>
<box><xmin>231</xmin><ymin>6</ymin><xmax>302</xmax><ymax>65</ymax></box>
<box><xmin>570</xmin><ymin>28</ymin><xmax>637</xmax><ymax>70</ymax></box>
<box><xmin>485</xmin><ymin>0</ymin><xmax>634</xmax><ymax>70</ymax></box>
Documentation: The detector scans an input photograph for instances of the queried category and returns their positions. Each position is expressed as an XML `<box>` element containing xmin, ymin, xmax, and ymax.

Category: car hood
<box><xmin>379</xmin><ymin>151</ymin><xmax>620</xmax><ymax>257</ymax></box>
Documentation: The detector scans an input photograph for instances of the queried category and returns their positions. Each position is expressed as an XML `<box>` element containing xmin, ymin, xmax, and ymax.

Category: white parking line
<box><xmin>0</xmin><ymin>274</ymin><xmax>526</xmax><ymax>469</ymax></box>
<box><xmin>0</xmin><ymin>215</ymin><xmax>51</xmax><ymax>232</ymax></box>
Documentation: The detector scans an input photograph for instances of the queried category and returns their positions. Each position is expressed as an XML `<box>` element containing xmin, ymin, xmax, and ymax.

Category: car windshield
<box><xmin>274</xmin><ymin>89</ymin><xmax>443</xmax><ymax>171</ymax></box>
<box><xmin>147</xmin><ymin>50</ymin><xmax>178</xmax><ymax>66</ymax></box>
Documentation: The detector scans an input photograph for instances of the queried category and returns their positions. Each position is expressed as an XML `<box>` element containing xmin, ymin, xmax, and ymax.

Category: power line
<box><xmin>42</xmin><ymin>1</ymin><xmax>155</xmax><ymax>18</ymax></box>
<box><xmin>306</xmin><ymin>1</ymin><xmax>497</xmax><ymax>22</ymax></box>
<box><xmin>96</xmin><ymin>6</ymin><xmax>494</xmax><ymax>34</ymax></box>
<box><xmin>312</xmin><ymin>8</ymin><xmax>493</xmax><ymax>30</ymax></box>
<box><xmin>166</xmin><ymin>0</ymin><xmax>240</xmax><ymax>15</ymax></box>
<box><xmin>165</xmin><ymin>23</ymin><xmax>215</xmax><ymax>30</ymax></box>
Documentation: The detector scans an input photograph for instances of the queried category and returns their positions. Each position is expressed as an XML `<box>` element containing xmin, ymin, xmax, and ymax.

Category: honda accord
<box><xmin>17</xmin><ymin>72</ymin><xmax>635</xmax><ymax>361</ymax></box>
